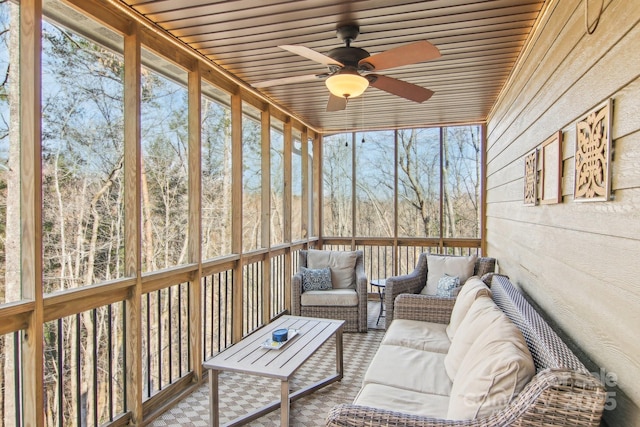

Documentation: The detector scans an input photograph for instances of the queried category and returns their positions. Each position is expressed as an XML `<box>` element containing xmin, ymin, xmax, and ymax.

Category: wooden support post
<box><xmin>20</xmin><ymin>1</ymin><xmax>44</xmax><ymax>425</ymax></box>
<box><xmin>283</xmin><ymin>119</ymin><xmax>292</xmax><ymax>245</ymax></box>
<box><xmin>314</xmin><ymin>134</ymin><xmax>322</xmax><ymax>246</ymax></box>
<box><xmin>124</xmin><ymin>24</ymin><xmax>143</xmax><ymax>425</ymax></box>
<box><xmin>301</xmin><ymin>128</ymin><xmax>309</xmax><ymax>241</ymax></box>
<box><xmin>480</xmin><ymin>123</ymin><xmax>488</xmax><ymax>256</ymax></box>
<box><xmin>231</xmin><ymin>93</ymin><xmax>243</xmax><ymax>342</ymax></box>
<box><xmin>261</xmin><ymin>107</ymin><xmax>271</xmax><ymax>323</ymax></box>
<box><xmin>351</xmin><ymin>132</ymin><xmax>356</xmax><ymax>250</ymax></box>
<box><xmin>188</xmin><ymin>64</ymin><xmax>203</xmax><ymax>375</ymax></box>
<box><xmin>439</xmin><ymin>127</ymin><xmax>445</xmax><ymax>252</ymax></box>
<box><xmin>283</xmin><ymin>120</ymin><xmax>292</xmax><ymax>310</ymax></box>
<box><xmin>393</xmin><ymin>130</ymin><xmax>399</xmax><ymax>275</ymax></box>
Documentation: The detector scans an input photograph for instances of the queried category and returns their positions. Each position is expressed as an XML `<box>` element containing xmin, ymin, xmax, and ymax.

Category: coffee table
<box><xmin>204</xmin><ymin>315</ymin><xmax>344</xmax><ymax>426</ymax></box>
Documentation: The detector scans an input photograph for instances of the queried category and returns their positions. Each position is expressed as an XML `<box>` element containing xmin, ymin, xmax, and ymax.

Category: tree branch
<box><xmin>1</xmin><ymin>63</ymin><xmax>9</xmax><ymax>88</ymax></box>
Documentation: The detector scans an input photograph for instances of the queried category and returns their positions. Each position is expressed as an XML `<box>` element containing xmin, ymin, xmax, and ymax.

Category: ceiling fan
<box><xmin>253</xmin><ymin>25</ymin><xmax>441</xmax><ymax>112</ymax></box>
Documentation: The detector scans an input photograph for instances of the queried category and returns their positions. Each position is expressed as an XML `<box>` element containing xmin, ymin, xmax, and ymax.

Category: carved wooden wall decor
<box><xmin>540</xmin><ymin>131</ymin><xmax>563</xmax><ymax>204</ymax></box>
<box><xmin>524</xmin><ymin>148</ymin><xmax>538</xmax><ymax>206</ymax></box>
<box><xmin>574</xmin><ymin>99</ymin><xmax>612</xmax><ymax>202</ymax></box>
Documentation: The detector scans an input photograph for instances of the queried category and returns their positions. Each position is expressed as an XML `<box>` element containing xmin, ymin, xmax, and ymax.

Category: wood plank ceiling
<box><xmin>118</xmin><ymin>0</ymin><xmax>546</xmax><ymax>133</ymax></box>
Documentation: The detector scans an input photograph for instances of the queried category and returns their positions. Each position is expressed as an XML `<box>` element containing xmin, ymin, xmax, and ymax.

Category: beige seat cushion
<box><xmin>354</xmin><ymin>383</ymin><xmax>450</xmax><ymax>419</ymax></box>
<box><xmin>382</xmin><ymin>319</ymin><xmax>451</xmax><ymax>353</ymax></box>
<box><xmin>363</xmin><ymin>345</ymin><xmax>452</xmax><ymax>396</ymax></box>
<box><xmin>422</xmin><ymin>254</ymin><xmax>477</xmax><ymax>295</ymax></box>
<box><xmin>300</xmin><ymin>289</ymin><xmax>358</xmax><ymax>306</ymax></box>
<box><xmin>307</xmin><ymin>250</ymin><xmax>357</xmax><ymax>289</ymax></box>
<box><xmin>447</xmin><ymin>318</ymin><xmax>535</xmax><ymax>420</ymax></box>
<box><xmin>445</xmin><ymin>277</ymin><xmax>490</xmax><ymax>340</ymax></box>
<box><xmin>444</xmin><ymin>295</ymin><xmax>504</xmax><ymax>380</ymax></box>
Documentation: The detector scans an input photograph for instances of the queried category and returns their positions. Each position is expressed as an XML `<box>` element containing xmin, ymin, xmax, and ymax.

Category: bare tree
<box><xmin>443</xmin><ymin>126</ymin><xmax>481</xmax><ymax>238</ymax></box>
<box><xmin>242</xmin><ymin>115</ymin><xmax>262</xmax><ymax>251</ymax></box>
<box><xmin>201</xmin><ymin>99</ymin><xmax>232</xmax><ymax>259</ymax></box>
<box><xmin>397</xmin><ymin>128</ymin><xmax>440</xmax><ymax>237</ymax></box>
<box><xmin>322</xmin><ymin>136</ymin><xmax>352</xmax><ymax>236</ymax></box>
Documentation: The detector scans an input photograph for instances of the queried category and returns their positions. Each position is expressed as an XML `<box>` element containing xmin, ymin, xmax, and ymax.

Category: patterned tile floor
<box><xmin>151</xmin><ymin>302</ymin><xmax>385</xmax><ymax>427</ymax></box>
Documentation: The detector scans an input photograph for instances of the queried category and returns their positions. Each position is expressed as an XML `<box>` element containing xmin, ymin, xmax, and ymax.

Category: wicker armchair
<box><xmin>384</xmin><ymin>253</ymin><xmax>496</xmax><ymax>329</ymax></box>
<box><xmin>292</xmin><ymin>250</ymin><xmax>368</xmax><ymax>332</ymax></box>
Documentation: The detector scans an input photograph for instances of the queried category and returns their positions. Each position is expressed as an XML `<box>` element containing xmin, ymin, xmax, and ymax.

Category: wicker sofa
<box><xmin>384</xmin><ymin>253</ymin><xmax>496</xmax><ymax>329</ymax></box>
<box><xmin>326</xmin><ymin>274</ymin><xmax>607</xmax><ymax>426</ymax></box>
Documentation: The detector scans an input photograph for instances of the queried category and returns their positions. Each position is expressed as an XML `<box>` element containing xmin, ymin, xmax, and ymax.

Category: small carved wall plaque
<box><xmin>574</xmin><ymin>99</ymin><xmax>612</xmax><ymax>202</ymax></box>
<box><xmin>524</xmin><ymin>149</ymin><xmax>537</xmax><ymax>206</ymax></box>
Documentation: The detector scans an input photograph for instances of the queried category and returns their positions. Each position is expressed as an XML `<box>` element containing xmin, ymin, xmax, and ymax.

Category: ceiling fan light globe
<box><xmin>325</xmin><ymin>73</ymin><xmax>369</xmax><ymax>99</ymax></box>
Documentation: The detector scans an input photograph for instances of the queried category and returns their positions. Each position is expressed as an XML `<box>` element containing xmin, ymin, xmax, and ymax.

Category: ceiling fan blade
<box><xmin>279</xmin><ymin>45</ymin><xmax>344</xmax><ymax>67</ymax></box>
<box><xmin>253</xmin><ymin>74</ymin><xmax>326</xmax><ymax>88</ymax></box>
<box><xmin>368</xmin><ymin>75</ymin><xmax>434</xmax><ymax>103</ymax></box>
<box><xmin>326</xmin><ymin>94</ymin><xmax>347</xmax><ymax>112</ymax></box>
<box><xmin>359</xmin><ymin>40</ymin><xmax>441</xmax><ymax>71</ymax></box>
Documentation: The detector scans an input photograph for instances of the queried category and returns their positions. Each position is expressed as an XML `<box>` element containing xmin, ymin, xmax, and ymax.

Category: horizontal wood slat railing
<box><xmin>0</xmin><ymin>237</ymin><xmax>480</xmax><ymax>425</ymax></box>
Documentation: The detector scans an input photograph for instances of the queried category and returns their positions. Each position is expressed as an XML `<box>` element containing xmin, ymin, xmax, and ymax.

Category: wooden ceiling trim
<box><xmin>160</xmin><ymin>5</ymin><xmax>378</xmax><ymax>35</ymax></box>
<box><xmin>200</xmin><ymin>0</ymin><xmax>536</xmax><ymax>32</ymax></box>
<box><xmin>125</xmin><ymin>0</ymin><xmax>230</xmax><ymax>15</ymax></box>
<box><xmin>157</xmin><ymin>0</ymin><xmax>468</xmax><ymax>31</ymax></box>
<box><xmin>197</xmin><ymin>20</ymin><xmax>533</xmax><ymax>60</ymax></box>
<box><xmin>200</xmin><ymin>64</ymin><xmax>238</xmax><ymax>95</ymax></box>
<box><xmin>162</xmin><ymin>1</ymin><xmax>540</xmax><ymax>39</ymax></box>
<box><xmin>206</xmin><ymin>31</ymin><xmax>530</xmax><ymax>64</ymax></box>
<box><xmin>176</xmin><ymin>2</ymin><xmax>541</xmax><ymax>47</ymax></box>
<box><xmin>64</xmin><ymin>0</ymin><xmax>133</xmax><ymax>35</ymax></box>
<box><xmin>146</xmin><ymin>0</ymin><xmax>335</xmax><ymax>26</ymax></box>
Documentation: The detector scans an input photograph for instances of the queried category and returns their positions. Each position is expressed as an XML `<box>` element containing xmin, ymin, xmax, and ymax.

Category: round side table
<box><xmin>370</xmin><ymin>279</ymin><xmax>386</xmax><ymax>325</ymax></box>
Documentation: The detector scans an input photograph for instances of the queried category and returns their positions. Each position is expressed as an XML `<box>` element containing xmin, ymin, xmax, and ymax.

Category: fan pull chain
<box><xmin>344</xmin><ymin>100</ymin><xmax>349</xmax><ymax>147</ymax></box>
<box><xmin>361</xmin><ymin>95</ymin><xmax>365</xmax><ymax>143</ymax></box>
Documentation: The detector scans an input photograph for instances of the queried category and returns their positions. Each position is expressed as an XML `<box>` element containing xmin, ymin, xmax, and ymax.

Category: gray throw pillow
<box><xmin>301</xmin><ymin>266</ymin><xmax>332</xmax><ymax>291</ymax></box>
<box><xmin>436</xmin><ymin>274</ymin><xmax>460</xmax><ymax>297</ymax></box>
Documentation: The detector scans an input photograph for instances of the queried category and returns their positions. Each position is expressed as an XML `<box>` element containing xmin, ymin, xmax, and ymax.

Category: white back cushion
<box><xmin>447</xmin><ymin>313</ymin><xmax>535</xmax><ymax>420</ymax></box>
<box><xmin>422</xmin><ymin>254</ymin><xmax>477</xmax><ymax>295</ymax></box>
<box><xmin>307</xmin><ymin>250</ymin><xmax>357</xmax><ymax>289</ymax></box>
<box><xmin>445</xmin><ymin>295</ymin><xmax>502</xmax><ymax>380</ymax></box>
<box><xmin>445</xmin><ymin>277</ymin><xmax>490</xmax><ymax>340</ymax></box>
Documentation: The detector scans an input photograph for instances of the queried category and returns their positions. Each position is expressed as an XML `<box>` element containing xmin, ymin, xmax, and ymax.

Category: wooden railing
<box><xmin>1</xmin><ymin>237</ymin><xmax>482</xmax><ymax>426</ymax></box>
<box><xmin>202</xmin><ymin>269</ymin><xmax>234</xmax><ymax>361</ymax></box>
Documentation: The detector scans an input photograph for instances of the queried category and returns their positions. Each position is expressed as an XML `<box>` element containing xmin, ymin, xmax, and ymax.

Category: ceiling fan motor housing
<box><xmin>327</xmin><ymin>46</ymin><xmax>369</xmax><ymax>70</ymax></box>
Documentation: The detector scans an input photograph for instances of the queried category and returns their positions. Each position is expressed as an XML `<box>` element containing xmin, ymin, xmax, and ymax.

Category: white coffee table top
<box><xmin>204</xmin><ymin>315</ymin><xmax>344</xmax><ymax>381</ymax></box>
